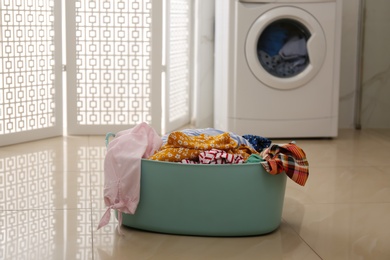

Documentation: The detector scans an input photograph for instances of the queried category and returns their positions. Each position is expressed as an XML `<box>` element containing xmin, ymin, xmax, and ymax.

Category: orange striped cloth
<box><xmin>149</xmin><ymin>131</ymin><xmax>258</xmax><ymax>162</ymax></box>
<box><xmin>260</xmin><ymin>142</ymin><xmax>309</xmax><ymax>186</ymax></box>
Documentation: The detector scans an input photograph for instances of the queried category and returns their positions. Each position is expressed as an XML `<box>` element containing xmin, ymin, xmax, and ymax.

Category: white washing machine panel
<box><xmin>214</xmin><ymin>0</ymin><xmax>342</xmax><ymax>138</ymax></box>
<box><xmin>240</xmin><ymin>0</ymin><xmax>335</xmax><ymax>3</ymax></box>
<box><xmin>245</xmin><ymin>7</ymin><xmax>326</xmax><ymax>90</ymax></box>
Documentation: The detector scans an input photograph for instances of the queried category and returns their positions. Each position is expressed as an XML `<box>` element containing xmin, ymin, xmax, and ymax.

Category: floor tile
<box><xmin>285</xmin><ymin>165</ymin><xmax>390</xmax><ymax>204</ymax></box>
<box><xmin>0</xmin><ymin>209</ymin><xmax>94</xmax><ymax>260</ymax></box>
<box><xmin>0</xmin><ymin>157</ymin><xmax>91</xmax><ymax>211</ymax></box>
<box><xmin>283</xmin><ymin>202</ymin><xmax>390</xmax><ymax>260</ymax></box>
<box><xmin>1</xmin><ymin>129</ymin><xmax>390</xmax><ymax>259</ymax></box>
<box><xmin>92</xmin><ymin>210</ymin><xmax>320</xmax><ymax>260</ymax></box>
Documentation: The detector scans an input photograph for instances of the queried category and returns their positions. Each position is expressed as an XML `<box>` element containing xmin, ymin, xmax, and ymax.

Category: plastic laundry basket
<box><xmin>119</xmin><ymin>159</ymin><xmax>287</xmax><ymax>237</ymax></box>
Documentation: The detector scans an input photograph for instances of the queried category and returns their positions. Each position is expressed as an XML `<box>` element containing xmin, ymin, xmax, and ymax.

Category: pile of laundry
<box><xmin>98</xmin><ymin>122</ymin><xmax>309</xmax><ymax>230</ymax></box>
<box><xmin>150</xmin><ymin>128</ymin><xmax>269</xmax><ymax>164</ymax></box>
<box><xmin>257</xmin><ymin>22</ymin><xmax>309</xmax><ymax>78</ymax></box>
<box><xmin>150</xmin><ymin>126</ymin><xmax>308</xmax><ymax>186</ymax></box>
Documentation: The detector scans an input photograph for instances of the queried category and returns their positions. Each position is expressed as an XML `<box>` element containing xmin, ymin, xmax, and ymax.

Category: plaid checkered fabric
<box><xmin>260</xmin><ymin>142</ymin><xmax>309</xmax><ymax>186</ymax></box>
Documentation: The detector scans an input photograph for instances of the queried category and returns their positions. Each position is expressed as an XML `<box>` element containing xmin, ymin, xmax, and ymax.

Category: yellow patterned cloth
<box><xmin>149</xmin><ymin>132</ymin><xmax>259</xmax><ymax>162</ymax></box>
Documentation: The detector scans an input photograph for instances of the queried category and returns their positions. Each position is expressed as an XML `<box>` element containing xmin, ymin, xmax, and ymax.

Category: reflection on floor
<box><xmin>1</xmin><ymin>129</ymin><xmax>390</xmax><ymax>259</ymax></box>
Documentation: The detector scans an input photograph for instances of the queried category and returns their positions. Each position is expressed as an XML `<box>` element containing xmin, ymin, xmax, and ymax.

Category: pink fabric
<box><xmin>97</xmin><ymin>123</ymin><xmax>162</xmax><ymax>230</ymax></box>
<box><xmin>199</xmin><ymin>149</ymin><xmax>244</xmax><ymax>164</ymax></box>
<box><xmin>181</xmin><ymin>149</ymin><xmax>244</xmax><ymax>164</ymax></box>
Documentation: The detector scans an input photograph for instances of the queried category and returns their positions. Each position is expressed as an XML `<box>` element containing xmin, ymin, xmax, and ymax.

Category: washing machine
<box><xmin>214</xmin><ymin>0</ymin><xmax>343</xmax><ymax>138</ymax></box>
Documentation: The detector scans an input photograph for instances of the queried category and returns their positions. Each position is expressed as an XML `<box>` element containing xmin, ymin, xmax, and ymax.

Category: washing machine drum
<box><xmin>245</xmin><ymin>7</ymin><xmax>326</xmax><ymax>90</ymax></box>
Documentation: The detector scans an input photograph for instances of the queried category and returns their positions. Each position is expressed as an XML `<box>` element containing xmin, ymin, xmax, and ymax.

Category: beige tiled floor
<box><xmin>1</xmin><ymin>129</ymin><xmax>390</xmax><ymax>259</ymax></box>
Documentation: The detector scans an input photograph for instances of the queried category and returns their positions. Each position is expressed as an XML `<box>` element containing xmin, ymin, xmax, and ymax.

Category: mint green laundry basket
<box><xmin>118</xmin><ymin>159</ymin><xmax>287</xmax><ymax>237</ymax></box>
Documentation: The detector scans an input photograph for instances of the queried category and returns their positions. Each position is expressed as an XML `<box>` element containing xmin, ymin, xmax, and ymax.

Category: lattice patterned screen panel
<box><xmin>166</xmin><ymin>0</ymin><xmax>191</xmax><ymax>130</ymax></box>
<box><xmin>74</xmin><ymin>0</ymin><xmax>152</xmax><ymax>126</ymax></box>
<box><xmin>0</xmin><ymin>0</ymin><xmax>59</xmax><ymax>137</ymax></box>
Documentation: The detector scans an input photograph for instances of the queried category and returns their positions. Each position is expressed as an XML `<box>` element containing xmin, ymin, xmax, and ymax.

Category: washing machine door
<box><xmin>245</xmin><ymin>6</ymin><xmax>326</xmax><ymax>90</ymax></box>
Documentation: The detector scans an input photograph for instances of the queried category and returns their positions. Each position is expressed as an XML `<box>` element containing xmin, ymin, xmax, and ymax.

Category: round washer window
<box><xmin>245</xmin><ymin>6</ymin><xmax>326</xmax><ymax>90</ymax></box>
<box><xmin>257</xmin><ymin>19</ymin><xmax>311</xmax><ymax>78</ymax></box>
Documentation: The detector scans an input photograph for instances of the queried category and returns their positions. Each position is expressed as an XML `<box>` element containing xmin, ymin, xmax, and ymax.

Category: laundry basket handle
<box><xmin>105</xmin><ymin>132</ymin><xmax>116</xmax><ymax>147</ymax></box>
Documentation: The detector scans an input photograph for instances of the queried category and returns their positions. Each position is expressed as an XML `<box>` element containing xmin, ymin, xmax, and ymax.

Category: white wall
<box><xmin>192</xmin><ymin>0</ymin><xmax>215</xmax><ymax>128</ymax></box>
<box><xmin>340</xmin><ymin>0</ymin><xmax>390</xmax><ymax>129</ymax></box>
<box><xmin>338</xmin><ymin>0</ymin><xmax>361</xmax><ymax>128</ymax></box>
<box><xmin>360</xmin><ymin>0</ymin><xmax>390</xmax><ymax>128</ymax></box>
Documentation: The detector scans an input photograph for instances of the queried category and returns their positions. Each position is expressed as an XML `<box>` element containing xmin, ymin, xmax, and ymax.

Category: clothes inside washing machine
<box><xmin>257</xmin><ymin>19</ymin><xmax>311</xmax><ymax>78</ymax></box>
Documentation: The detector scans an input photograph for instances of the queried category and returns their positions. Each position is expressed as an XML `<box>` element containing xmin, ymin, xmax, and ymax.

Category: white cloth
<box><xmin>279</xmin><ymin>36</ymin><xmax>307</xmax><ymax>60</ymax></box>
